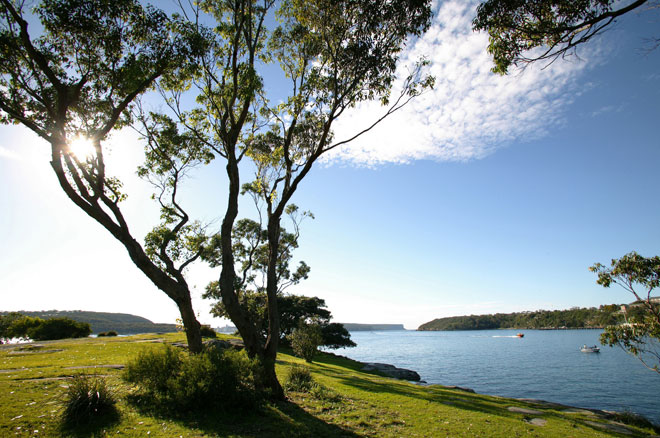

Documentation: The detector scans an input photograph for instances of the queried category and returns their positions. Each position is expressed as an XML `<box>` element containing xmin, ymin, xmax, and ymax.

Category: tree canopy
<box><xmin>472</xmin><ymin>0</ymin><xmax>652</xmax><ymax>74</ymax></box>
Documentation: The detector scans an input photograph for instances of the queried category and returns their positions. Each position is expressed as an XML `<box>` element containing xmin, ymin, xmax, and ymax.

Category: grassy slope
<box><xmin>0</xmin><ymin>333</ymin><xmax>656</xmax><ymax>437</ymax></box>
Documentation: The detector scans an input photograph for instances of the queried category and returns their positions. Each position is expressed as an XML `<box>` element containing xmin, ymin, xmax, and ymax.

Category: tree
<box><xmin>210</xmin><ymin>290</ymin><xmax>356</xmax><ymax>349</ymax></box>
<box><xmin>205</xmin><ymin>213</ymin><xmax>355</xmax><ymax>349</ymax></box>
<box><xmin>219</xmin><ymin>0</ymin><xmax>433</xmax><ymax>398</ymax></box>
<box><xmin>170</xmin><ymin>0</ymin><xmax>432</xmax><ymax>398</ymax></box>
<box><xmin>472</xmin><ymin>0</ymin><xmax>652</xmax><ymax>74</ymax></box>
<box><xmin>289</xmin><ymin>321</ymin><xmax>323</xmax><ymax>362</ymax></box>
<box><xmin>0</xmin><ymin>312</ymin><xmax>24</xmax><ymax>341</ymax></box>
<box><xmin>591</xmin><ymin>252</ymin><xmax>660</xmax><ymax>374</ymax></box>
<box><xmin>0</xmin><ymin>0</ymin><xmax>206</xmax><ymax>351</ymax></box>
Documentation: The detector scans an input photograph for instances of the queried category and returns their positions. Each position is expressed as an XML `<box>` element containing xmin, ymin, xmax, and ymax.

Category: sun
<box><xmin>67</xmin><ymin>136</ymin><xmax>96</xmax><ymax>160</ymax></box>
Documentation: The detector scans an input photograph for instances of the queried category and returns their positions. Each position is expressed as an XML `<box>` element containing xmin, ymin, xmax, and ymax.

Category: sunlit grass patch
<box><xmin>0</xmin><ymin>332</ymin><xmax>658</xmax><ymax>437</ymax></box>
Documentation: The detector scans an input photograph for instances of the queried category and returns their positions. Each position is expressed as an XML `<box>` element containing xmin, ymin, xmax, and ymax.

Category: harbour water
<box><xmin>332</xmin><ymin>329</ymin><xmax>660</xmax><ymax>422</ymax></box>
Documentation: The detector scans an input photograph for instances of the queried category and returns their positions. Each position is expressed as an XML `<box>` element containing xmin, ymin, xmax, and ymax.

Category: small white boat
<box><xmin>580</xmin><ymin>344</ymin><xmax>600</xmax><ymax>353</ymax></box>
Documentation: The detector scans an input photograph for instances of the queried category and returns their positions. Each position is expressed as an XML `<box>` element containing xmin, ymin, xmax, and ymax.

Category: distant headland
<box><xmin>416</xmin><ymin>301</ymin><xmax>654</xmax><ymax>331</ymax></box>
<box><xmin>0</xmin><ymin>310</ymin><xmax>177</xmax><ymax>335</ymax></box>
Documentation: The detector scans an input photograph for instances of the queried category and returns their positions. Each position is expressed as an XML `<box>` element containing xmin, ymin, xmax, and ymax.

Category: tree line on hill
<box><xmin>0</xmin><ymin>310</ymin><xmax>177</xmax><ymax>335</ymax></box>
<box><xmin>417</xmin><ymin>304</ymin><xmax>649</xmax><ymax>331</ymax></box>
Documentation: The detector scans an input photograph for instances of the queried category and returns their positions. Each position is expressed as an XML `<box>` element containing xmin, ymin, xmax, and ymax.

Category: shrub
<box><xmin>27</xmin><ymin>317</ymin><xmax>91</xmax><ymax>340</ymax></box>
<box><xmin>61</xmin><ymin>374</ymin><xmax>117</xmax><ymax>426</ymax></box>
<box><xmin>106</xmin><ymin>330</ymin><xmax>118</xmax><ymax>337</ymax></box>
<box><xmin>6</xmin><ymin>315</ymin><xmax>41</xmax><ymax>338</ymax></box>
<box><xmin>289</xmin><ymin>322</ymin><xmax>322</xmax><ymax>362</ymax></box>
<box><xmin>123</xmin><ymin>345</ymin><xmax>262</xmax><ymax>412</ymax></box>
<box><xmin>97</xmin><ymin>332</ymin><xmax>107</xmax><ymax>337</ymax></box>
<box><xmin>199</xmin><ymin>324</ymin><xmax>217</xmax><ymax>338</ymax></box>
<box><xmin>284</xmin><ymin>364</ymin><xmax>314</xmax><ymax>392</ymax></box>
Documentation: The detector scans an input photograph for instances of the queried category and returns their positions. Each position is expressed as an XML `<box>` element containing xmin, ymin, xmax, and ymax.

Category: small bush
<box><xmin>105</xmin><ymin>330</ymin><xmax>118</xmax><ymax>337</ymax></box>
<box><xmin>284</xmin><ymin>364</ymin><xmax>314</xmax><ymax>392</ymax></box>
<box><xmin>123</xmin><ymin>344</ymin><xmax>262</xmax><ymax>412</ymax></box>
<box><xmin>289</xmin><ymin>322</ymin><xmax>322</xmax><ymax>362</ymax></box>
<box><xmin>97</xmin><ymin>332</ymin><xmax>107</xmax><ymax>337</ymax></box>
<box><xmin>61</xmin><ymin>374</ymin><xmax>117</xmax><ymax>426</ymax></box>
<box><xmin>200</xmin><ymin>324</ymin><xmax>217</xmax><ymax>338</ymax></box>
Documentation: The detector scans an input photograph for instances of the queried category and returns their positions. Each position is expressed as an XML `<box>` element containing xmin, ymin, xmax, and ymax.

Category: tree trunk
<box><xmin>176</xmin><ymin>295</ymin><xmax>203</xmax><ymax>353</ymax></box>
<box><xmin>259</xmin><ymin>354</ymin><xmax>284</xmax><ymax>400</ymax></box>
<box><xmin>263</xmin><ymin>215</ymin><xmax>284</xmax><ymax>399</ymax></box>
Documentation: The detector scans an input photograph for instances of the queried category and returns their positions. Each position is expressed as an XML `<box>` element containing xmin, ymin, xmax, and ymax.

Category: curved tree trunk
<box><xmin>176</xmin><ymin>294</ymin><xmax>203</xmax><ymax>353</ymax></box>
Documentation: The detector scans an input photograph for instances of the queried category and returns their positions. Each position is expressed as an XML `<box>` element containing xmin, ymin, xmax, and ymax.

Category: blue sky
<box><xmin>1</xmin><ymin>1</ymin><xmax>659</xmax><ymax>329</ymax></box>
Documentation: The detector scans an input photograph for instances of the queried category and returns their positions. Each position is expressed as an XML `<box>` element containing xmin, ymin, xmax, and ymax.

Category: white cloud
<box><xmin>326</xmin><ymin>0</ymin><xmax>599</xmax><ymax>165</ymax></box>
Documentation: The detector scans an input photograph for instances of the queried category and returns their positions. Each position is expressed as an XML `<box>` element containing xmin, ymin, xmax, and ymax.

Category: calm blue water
<box><xmin>332</xmin><ymin>329</ymin><xmax>660</xmax><ymax>422</ymax></box>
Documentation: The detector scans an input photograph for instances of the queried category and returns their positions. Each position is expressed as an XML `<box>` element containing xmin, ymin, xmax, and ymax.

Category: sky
<box><xmin>1</xmin><ymin>1</ymin><xmax>659</xmax><ymax>330</ymax></box>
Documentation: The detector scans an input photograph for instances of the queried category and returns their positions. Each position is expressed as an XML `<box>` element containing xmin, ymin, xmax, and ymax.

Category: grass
<box><xmin>1</xmin><ymin>332</ymin><xmax>658</xmax><ymax>437</ymax></box>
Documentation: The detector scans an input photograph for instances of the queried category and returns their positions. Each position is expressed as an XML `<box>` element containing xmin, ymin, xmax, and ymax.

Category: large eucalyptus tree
<box><xmin>0</xmin><ymin>0</ymin><xmax>207</xmax><ymax>352</ymax></box>
<box><xmin>195</xmin><ymin>0</ymin><xmax>434</xmax><ymax>397</ymax></box>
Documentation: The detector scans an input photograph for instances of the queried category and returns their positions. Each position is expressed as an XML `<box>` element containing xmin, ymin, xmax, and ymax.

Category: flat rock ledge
<box><xmin>361</xmin><ymin>363</ymin><xmax>421</xmax><ymax>381</ymax></box>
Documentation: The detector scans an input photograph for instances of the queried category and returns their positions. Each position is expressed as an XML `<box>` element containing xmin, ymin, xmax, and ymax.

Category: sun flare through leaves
<box><xmin>67</xmin><ymin>136</ymin><xmax>96</xmax><ymax>161</ymax></box>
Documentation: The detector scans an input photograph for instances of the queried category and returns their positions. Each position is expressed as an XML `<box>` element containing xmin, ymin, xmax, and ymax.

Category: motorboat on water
<box><xmin>580</xmin><ymin>344</ymin><xmax>600</xmax><ymax>353</ymax></box>
<box><xmin>516</xmin><ymin>333</ymin><xmax>524</xmax><ymax>338</ymax></box>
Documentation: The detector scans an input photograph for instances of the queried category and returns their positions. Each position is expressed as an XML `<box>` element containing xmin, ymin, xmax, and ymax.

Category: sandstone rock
<box><xmin>361</xmin><ymin>362</ymin><xmax>421</xmax><ymax>381</ymax></box>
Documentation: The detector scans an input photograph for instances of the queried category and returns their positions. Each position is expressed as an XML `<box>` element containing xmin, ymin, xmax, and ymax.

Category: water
<box><xmin>332</xmin><ymin>329</ymin><xmax>660</xmax><ymax>422</ymax></box>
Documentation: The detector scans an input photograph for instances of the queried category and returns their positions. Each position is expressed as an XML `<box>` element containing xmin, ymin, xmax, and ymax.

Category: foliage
<box><xmin>473</xmin><ymin>0</ymin><xmax>651</xmax><ymax>74</ymax></box>
<box><xmin>0</xmin><ymin>312</ymin><xmax>24</xmax><ymax>340</ymax></box>
<box><xmin>284</xmin><ymin>363</ymin><xmax>315</xmax><ymax>392</ymax></box>
<box><xmin>210</xmin><ymin>290</ymin><xmax>355</xmax><ymax>349</ymax></box>
<box><xmin>61</xmin><ymin>374</ymin><xmax>118</xmax><ymax>427</ymax></box>
<box><xmin>199</xmin><ymin>324</ymin><xmax>217</xmax><ymax>338</ymax></box>
<box><xmin>123</xmin><ymin>344</ymin><xmax>263</xmax><ymax>412</ymax></box>
<box><xmin>591</xmin><ymin>252</ymin><xmax>660</xmax><ymax>374</ymax></box>
<box><xmin>97</xmin><ymin>331</ymin><xmax>118</xmax><ymax>337</ymax></box>
<box><xmin>4</xmin><ymin>315</ymin><xmax>91</xmax><ymax>340</ymax></box>
<box><xmin>321</xmin><ymin>323</ymin><xmax>356</xmax><ymax>349</ymax></box>
<box><xmin>418</xmin><ymin>304</ymin><xmax>627</xmax><ymax>331</ymax></box>
<box><xmin>28</xmin><ymin>317</ymin><xmax>91</xmax><ymax>340</ymax></box>
<box><xmin>289</xmin><ymin>322</ymin><xmax>323</xmax><ymax>362</ymax></box>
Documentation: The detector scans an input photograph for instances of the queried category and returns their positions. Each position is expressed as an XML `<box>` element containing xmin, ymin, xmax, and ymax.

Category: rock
<box><xmin>361</xmin><ymin>362</ymin><xmax>421</xmax><ymax>381</ymax></box>
<box><xmin>507</xmin><ymin>406</ymin><xmax>544</xmax><ymax>415</ymax></box>
<box><xmin>584</xmin><ymin>421</ymin><xmax>635</xmax><ymax>435</ymax></box>
<box><xmin>445</xmin><ymin>385</ymin><xmax>476</xmax><ymax>393</ymax></box>
<box><xmin>525</xmin><ymin>418</ymin><xmax>547</xmax><ymax>426</ymax></box>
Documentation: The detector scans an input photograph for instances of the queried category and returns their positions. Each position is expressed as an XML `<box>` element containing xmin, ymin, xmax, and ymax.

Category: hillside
<box><xmin>417</xmin><ymin>304</ymin><xmax>640</xmax><ymax>331</ymax></box>
<box><xmin>0</xmin><ymin>310</ymin><xmax>177</xmax><ymax>334</ymax></box>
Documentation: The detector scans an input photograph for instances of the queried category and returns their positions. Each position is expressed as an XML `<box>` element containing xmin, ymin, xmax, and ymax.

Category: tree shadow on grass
<box><xmin>126</xmin><ymin>396</ymin><xmax>360</xmax><ymax>438</ymax></box>
<box><xmin>59</xmin><ymin>409</ymin><xmax>122</xmax><ymax>438</ymax></box>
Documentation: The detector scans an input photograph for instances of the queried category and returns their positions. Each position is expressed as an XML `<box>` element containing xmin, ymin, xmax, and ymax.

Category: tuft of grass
<box><xmin>61</xmin><ymin>374</ymin><xmax>118</xmax><ymax>427</ymax></box>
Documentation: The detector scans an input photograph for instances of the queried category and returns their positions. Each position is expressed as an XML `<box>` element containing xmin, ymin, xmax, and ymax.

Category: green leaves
<box><xmin>472</xmin><ymin>0</ymin><xmax>643</xmax><ymax>74</ymax></box>
<box><xmin>591</xmin><ymin>251</ymin><xmax>660</xmax><ymax>374</ymax></box>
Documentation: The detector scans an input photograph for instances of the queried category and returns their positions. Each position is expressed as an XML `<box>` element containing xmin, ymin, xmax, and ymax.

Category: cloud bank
<box><xmin>327</xmin><ymin>0</ymin><xmax>597</xmax><ymax>165</ymax></box>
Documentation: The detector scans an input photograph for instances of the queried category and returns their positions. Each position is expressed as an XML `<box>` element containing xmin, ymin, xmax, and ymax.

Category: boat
<box><xmin>580</xmin><ymin>345</ymin><xmax>600</xmax><ymax>353</ymax></box>
<box><xmin>516</xmin><ymin>333</ymin><xmax>524</xmax><ymax>338</ymax></box>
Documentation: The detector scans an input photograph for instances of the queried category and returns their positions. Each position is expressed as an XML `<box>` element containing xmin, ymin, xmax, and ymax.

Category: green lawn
<box><xmin>1</xmin><ymin>333</ymin><xmax>656</xmax><ymax>437</ymax></box>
